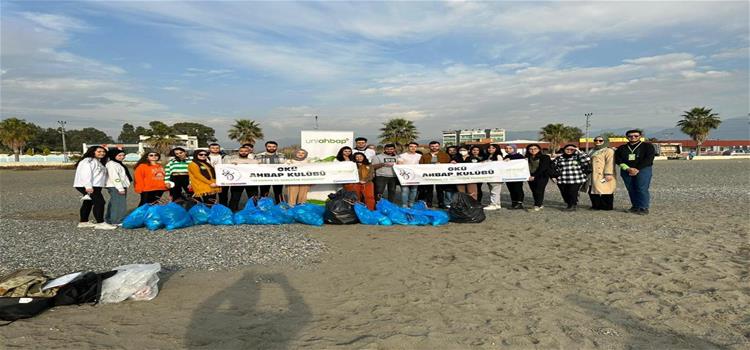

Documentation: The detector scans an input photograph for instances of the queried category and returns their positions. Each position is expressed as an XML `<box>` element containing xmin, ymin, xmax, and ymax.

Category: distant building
<box><xmin>443</xmin><ymin>128</ymin><xmax>506</xmax><ymax>146</ymax></box>
<box><xmin>138</xmin><ymin>134</ymin><xmax>199</xmax><ymax>150</ymax></box>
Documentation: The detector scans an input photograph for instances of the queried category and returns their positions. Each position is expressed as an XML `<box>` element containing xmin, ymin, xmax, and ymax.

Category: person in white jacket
<box><xmin>73</xmin><ymin>146</ymin><xmax>116</xmax><ymax>229</ymax></box>
<box><xmin>105</xmin><ymin>148</ymin><xmax>132</xmax><ymax>225</ymax></box>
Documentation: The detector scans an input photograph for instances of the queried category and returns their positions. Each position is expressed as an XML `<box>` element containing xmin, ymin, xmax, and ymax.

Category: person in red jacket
<box><xmin>133</xmin><ymin>151</ymin><xmax>169</xmax><ymax>206</ymax></box>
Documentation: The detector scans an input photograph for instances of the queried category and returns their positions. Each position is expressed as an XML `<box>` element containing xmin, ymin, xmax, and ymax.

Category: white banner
<box><xmin>393</xmin><ymin>160</ymin><xmax>531</xmax><ymax>185</ymax></box>
<box><xmin>216</xmin><ymin>163</ymin><xmax>359</xmax><ymax>186</ymax></box>
<box><xmin>300</xmin><ymin>130</ymin><xmax>354</xmax><ymax>162</ymax></box>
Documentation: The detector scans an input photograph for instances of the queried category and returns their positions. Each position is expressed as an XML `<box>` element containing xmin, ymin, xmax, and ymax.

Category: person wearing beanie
<box><xmin>104</xmin><ymin>148</ymin><xmax>132</xmax><ymax>225</ymax></box>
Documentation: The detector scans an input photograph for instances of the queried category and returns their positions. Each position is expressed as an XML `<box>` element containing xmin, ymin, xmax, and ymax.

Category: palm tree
<box><xmin>677</xmin><ymin>107</ymin><xmax>722</xmax><ymax>155</ymax></box>
<box><xmin>539</xmin><ymin>123</ymin><xmax>584</xmax><ymax>153</ymax></box>
<box><xmin>379</xmin><ymin>118</ymin><xmax>419</xmax><ymax>151</ymax></box>
<box><xmin>228</xmin><ymin>119</ymin><xmax>264</xmax><ymax>146</ymax></box>
<box><xmin>0</xmin><ymin>118</ymin><xmax>37</xmax><ymax>162</ymax></box>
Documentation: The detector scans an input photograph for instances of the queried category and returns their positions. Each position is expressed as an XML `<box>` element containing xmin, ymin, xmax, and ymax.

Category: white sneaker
<box><xmin>77</xmin><ymin>222</ymin><xmax>96</xmax><ymax>228</ymax></box>
<box><xmin>94</xmin><ymin>222</ymin><xmax>118</xmax><ymax>230</ymax></box>
<box><xmin>533</xmin><ymin>206</ymin><xmax>543</xmax><ymax>212</ymax></box>
<box><xmin>484</xmin><ymin>204</ymin><xmax>500</xmax><ymax>211</ymax></box>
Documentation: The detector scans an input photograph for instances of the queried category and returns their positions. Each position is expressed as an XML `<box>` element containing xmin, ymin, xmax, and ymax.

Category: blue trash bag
<box><xmin>376</xmin><ymin>199</ymin><xmax>410</xmax><ymax>225</ymax></box>
<box><xmin>267</xmin><ymin>203</ymin><xmax>295</xmax><ymax>224</ymax></box>
<box><xmin>188</xmin><ymin>202</ymin><xmax>211</xmax><ymax>225</ymax></box>
<box><xmin>354</xmin><ymin>203</ymin><xmax>392</xmax><ymax>226</ymax></box>
<box><xmin>208</xmin><ymin>204</ymin><xmax>234</xmax><ymax>225</ymax></box>
<box><xmin>256</xmin><ymin>197</ymin><xmax>275</xmax><ymax>211</ymax></box>
<box><xmin>145</xmin><ymin>205</ymin><xmax>164</xmax><ymax>231</ymax></box>
<box><xmin>235</xmin><ymin>210</ymin><xmax>284</xmax><ymax>225</ymax></box>
<box><xmin>401</xmin><ymin>208</ymin><xmax>432</xmax><ymax>226</ymax></box>
<box><xmin>243</xmin><ymin>198</ymin><xmax>257</xmax><ymax>211</ymax></box>
<box><xmin>160</xmin><ymin>202</ymin><xmax>193</xmax><ymax>231</ymax></box>
<box><xmin>289</xmin><ymin>204</ymin><xmax>324</xmax><ymax>226</ymax></box>
<box><xmin>122</xmin><ymin>204</ymin><xmax>152</xmax><ymax>229</ymax></box>
<box><xmin>411</xmin><ymin>201</ymin><xmax>429</xmax><ymax>211</ymax></box>
<box><xmin>409</xmin><ymin>200</ymin><xmax>448</xmax><ymax>225</ymax></box>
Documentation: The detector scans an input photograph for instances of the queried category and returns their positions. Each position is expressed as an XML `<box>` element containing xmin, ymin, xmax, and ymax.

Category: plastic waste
<box><xmin>122</xmin><ymin>204</ymin><xmax>152</xmax><ymax>229</ymax></box>
<box><xmin>188</xmin><ymin>202</ymin><xmax>211</xmax><ymax>225</ymax></box>
<box><xmin>354</xmin><ymin>203</ymin><xmax>392</xmax><ymax>225</ymax></box>
<box><xmin>144</xmin><ymin>205</ymin><xmax>164</xmax><ymax>231</ymax></box>
<box><xmin>160</xmin><ymin>202</ymin><xmax>193</xmax><ymax>231</ymax></box>
<box><xmin>289</xmin><ymin>204</ymin><xmax>325</xmax><ymax>226</ymax></box>
<box><xmin>448</xmin><ymin>192</ymin><xmax>486</xmax><ymax>223</ymax></box>
<box><xmin>208</xmin><ymin>204</ymin><xmax>234</xmax><ymax>225</ymax></box>
<box><xmin>99</xmin><ymin>263</ymin><xmax>161</xmax><ymax>304</ymax></box>
<box><xmin>324</xmin><ymin>189</ymin><xmax>359</xmax><ymax>224</ymax></box>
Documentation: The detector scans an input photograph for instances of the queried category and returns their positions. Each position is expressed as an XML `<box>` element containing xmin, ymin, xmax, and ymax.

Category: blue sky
<box><xmin>1</xmin><ymin>1</ymin><xmax>748</xmax><ymax>145</ymax></box>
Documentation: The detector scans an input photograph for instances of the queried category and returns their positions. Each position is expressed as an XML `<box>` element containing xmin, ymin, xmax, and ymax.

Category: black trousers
<box><xmin>476</xmin><ymin>183</ymin><xmax>484</xmax><ymax>204</ymax></box>
<box><xmin>528</xmin><ymin>177</ymin><xmax>549</xmax><ymax>207</ymax></box>
<box><xmin>418</xmin><ymin>185</ymin><xmax>449</xmax><ymax>208</ymax></box>
<box><xmin>168</xmin><ymin>175</ymin><xmax>191</xmax><ymax>201</ymax></box>
<box><xmin>217</xmin><ymin>187</ymin><xmax>229</xmax><ymax>206</ymax></box>
<box><xmin>557</xmin><ymin>183</ymin><xmax>582</xmax><ymax>206</ymax></box>
<box><xmin>374</xmin><ymin>176</ymin><xmax>398</xmax><ymax>203</ymax></box>
<box><xmin>259</xmin><ymin>185</ymin><xmax>285</xmax><ymax>204</ymax></box>
<box><xmin>195</xmin><ymin>193</ymin><xmax>217</xmax><ymax>203</ymax></box>
<box><xmin>506</xmin><ymin>182</ymin><xmax>525</xmax><ymax>204</ymax></box>
<box><xmin>589</xmin><ymin>193</ymin><xmax>614</xmax><ymax>210</ymax></box>
<box><xmin>76</xmin><ymin>187</ymin><xmax>105</xmax><ymax>223</ymax></box>
<box><xmin>138</xmin><ymin>190</ymin><xmax>165</xmax><ymax>206</ymax></box>
<box><xmin>230</xmin><ymin>185</ymin><xmax>259</xmax><ymax>211</ymax></box>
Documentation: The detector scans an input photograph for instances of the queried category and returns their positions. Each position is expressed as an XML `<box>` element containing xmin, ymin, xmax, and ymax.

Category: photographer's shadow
<box><xmin>185</xmin><ymin>271</ymin><xmax>310</xmax><ymax>350</ymax></box>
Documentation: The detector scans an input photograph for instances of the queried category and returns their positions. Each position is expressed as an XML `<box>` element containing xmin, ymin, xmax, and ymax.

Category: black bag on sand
<box><xmin>448</xmin><ymin>192</ymin><xmax>486</xmax><ymax>223</ymax></box>
<box><xmin>324</xmin><ymin>189</ymin><xmax>360</xmax><ymax>224</ymax></box>
<box><xmin>53</xmin><ymin>271</ymin><xmax>117</xmax><ymax>306</ymax></box>
<box><xmin>0</xmin><ymin>297</ymin><xmax>55</xmax><ymax>323</ymax></box>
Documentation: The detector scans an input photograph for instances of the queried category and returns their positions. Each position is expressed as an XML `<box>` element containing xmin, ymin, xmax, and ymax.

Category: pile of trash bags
<box><xmin>0</xmin><ymin>263</ymin><xmax>161</xmax><ymax>323</ymax></box>
<box><xmin>121</xmin><ymin>189</ymin><xmax>477</xmax><ymax>231</ymax></box>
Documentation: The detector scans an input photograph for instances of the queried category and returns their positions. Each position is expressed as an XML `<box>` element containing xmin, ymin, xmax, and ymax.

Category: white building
<box><xmin>138</xmin><ymin>134</ymin><xmax>199</xmax><ymax>150</ymax></box>
<box><xmin>442</xmin><ymin>128</ymin><xmax>506</xmax><ymax>146</ymax></box>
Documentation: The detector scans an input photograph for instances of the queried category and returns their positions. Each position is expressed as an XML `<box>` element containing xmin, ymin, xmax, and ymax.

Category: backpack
<box><xmin>0</xmin><ymin>269</ymin><xmax>56</xmax><ymax>324</ymax></box>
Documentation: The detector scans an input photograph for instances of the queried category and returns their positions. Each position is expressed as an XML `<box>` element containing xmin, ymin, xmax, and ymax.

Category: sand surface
<box><xmin>1</xmin><ymin>160</ymin><xmax>748</xmax><ymax>349</ymax></box>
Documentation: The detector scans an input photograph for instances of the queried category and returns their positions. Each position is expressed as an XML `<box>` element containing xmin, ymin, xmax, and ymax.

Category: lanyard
<box><xmin>627</xmin><ymin>142</ymin><xmax>642</xmax><ymax>154</ymax></box>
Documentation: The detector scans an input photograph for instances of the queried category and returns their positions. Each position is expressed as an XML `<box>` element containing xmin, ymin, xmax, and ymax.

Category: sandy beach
<box><xmin>0</xmin><ymin>159</ymin><xmax>748</xmax><ymax>349</ymax></box>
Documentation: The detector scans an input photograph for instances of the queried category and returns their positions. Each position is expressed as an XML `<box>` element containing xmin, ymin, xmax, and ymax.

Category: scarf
<box><xmin>107</xmin><ymin>149</ymin><xmax>132</xmax><ymax>182</ymax></box>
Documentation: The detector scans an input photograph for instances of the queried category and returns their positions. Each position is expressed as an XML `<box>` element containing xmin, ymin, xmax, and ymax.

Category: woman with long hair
<box><xmin>469</xmin><ymin>145</ymin><xmax>485</xmax><ymax>204</ymax></box>
<box><xmin>452</xmin><ymin>145</ymin><xmax>480</xmax><ymax>200</ymax></box>
<box><xmin>134</xmin><ymin>151</ymin><xmax>169</xmax><ymax>206</ymax></box>
<box><xmin>343</xmin><ymin>152</ymin><xmax>376</xmax><ymax>209</ymax></box>
<box><xmin>73</xmin><ymin>146</ymin><xmax>115</xmax><ymax>229</ymax></box>
<box><xmin>525</xmin><ymin>144</ymin><xmax>553</xmax><ymax>211</ymax></box>
<box><xmin>104</xmin><ymin>148</ymin><xmax>132</xmax><ymax>225</ymax></box>
<box><xmin>335</xmin><ymin>146</ymin><xmax>353</xmax><ymax>162</ymax></box>
<box><xmin>188</xmin><ymin>150</ymin><xmax>222</xmax><ymax>203</ymax></box>
<box><xmin>483</xmin><ymin>144</ymin><xmax>503</xmax><ymax>210</ymax></box>
<box><xmin>286</xmin><ymin>149</ymin><xmax>312</xmax><ymax>206</ymax></box>
<box><xmin>165</xmin><ymin>147</ymin><xmax>192</xmax><ymax>201</ymax></box>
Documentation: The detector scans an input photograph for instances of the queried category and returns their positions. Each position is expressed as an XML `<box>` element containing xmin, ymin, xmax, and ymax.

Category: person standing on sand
<box><xmin>483</xmin><ymin>144</ymin><xmax>503</xmax><ymax>210</ymax></box>
<box><xmin>398</xmin><ymin>142</ymin><xmax>422</xmax><ymax>208</ymax></box>
<box><xmin>207</xmin><ymin>143</ymin><xmax>229</xmax><ymax>206</ymax></box>
<box><xmin>552</xmin><ymin>144</ymin><xmax>591</xmax><ymax>211</ymax></box>
<box><xmin>74</xmin><ymin>145</ymin><xmax>116</xmax><ymax>230</ymax></box>
<box><xmin>256</xmin><ymin>141</ymin><xmax>287</xmax><ymax>204</ymax></box>
<box><xmin>104</xmin><ymin>148</ymin><xmax>132</xmax><ymax>226</ymax></box>
<box><xmin>344</xmin><ymin>152</ymin><xmax>376</xmax><ymax>210</ymax></box>
<box><xmin>615</xmin><ymin>129</ymin><xmax>656</xmax><ymax>215</ymax></box>
<box><xmin>588</xmin><ymin>136</ymin><xmax>616</xmax><ymax>210</ymax></box>
<box><xmin>451</xmin><ymin>145</ymin><xmax>480</xmax><ymax>200</ymax></box>
<box><xmin>418</xmin><ymin>141</ymin><xmax>452</xmax><ymax>208</ymax></box>
<box><xmin>503</xmin><ymin>144</ymin><xmax>526</xmax><ymax>209</ymax></box>
<box><xmin>134</xmin><ymin>151</ymin><xmax>170</xmax><ymax>206</ymax></box>
<box><xmin>188</xmin><ymin>150</ymin><xmax>222</xmax><ymax>203</ymax></box>
<box><xmin>226</xmin><ymin>144</ymin><xmax>259</xmax><ymax>211</ymax></box>
<box><xmin>286</xmin><ymin>149</ymin><xmax>313</xmax><ymax>207</ymax></box>
<box><xmin>371</xmin><ymin>143</ymin><xmax>400</xmax><ymax>203</ymax></box>
<box><xmin>164</xmin><ymin>147</ymin><xmax>191</xmax><ymax>201</ymax></box>
<box><xmin>525</xmin><ymin>144</ymin><xmax>553</xmax><ymax>211</ymax></box>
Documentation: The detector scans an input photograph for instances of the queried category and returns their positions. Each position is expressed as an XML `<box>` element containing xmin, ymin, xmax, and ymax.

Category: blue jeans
<box><xmin>106</xmin><ymin>187</ymin><xmax>128</xmax><ymax>224</ymax></box>
<box><xmin>620</xmin><ymin>166</ymin><xmax>652</xmax><ymax>209</ymax></box>
<box><xmin>400</xmin><ymin>185</ymin><xmax>418</xmax><ymax>207</ymax></box>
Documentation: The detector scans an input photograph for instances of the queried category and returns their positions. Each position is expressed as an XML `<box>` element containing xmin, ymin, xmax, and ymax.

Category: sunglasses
<box><xmin>565</xmin><ymin>148</ymin><xmax>576</xmax><ymax>151</ymax></box>
<box><xmin>594</xmin><ymin>139</ymin><xmax>604</xmax><ymax>142</ymax></box>
<box><xmin>148</xmin><ymin>154</ymin><xmax>159</xmax><ymax>157</ymax></box>
<box><xmin>196</xmin><ymin>153</ymin><xmax>208</xmax><ymax>157</ymax></box>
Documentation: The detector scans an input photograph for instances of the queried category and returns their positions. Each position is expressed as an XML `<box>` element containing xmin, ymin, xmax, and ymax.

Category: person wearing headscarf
<box><xmin>286</xmin><ymin>149</ymin><xmax>313</xmax><ymax>206</ymax></box>
<box><xmin>503</xmin><ymin>144</ymin><xmax>526</xmax><ymax>209</ymax></box>
<box><xmin>188</xmin><ymin>150</ymin><xmax>221</xmax><ymax>203</ymax></box>
<box><xmin>104</xmin><ymin>148</ymin><xmax>132</xmax><ymax>225</ymax></box>
<box><xmin>552</xmin><ymin>144</ymin><xmax>591</xmax><ymax>211</ymax></box>
<box><xmin>588</xmin><ymin>136</ymin><xmax>616</xmax><ymax>210</ymax></box>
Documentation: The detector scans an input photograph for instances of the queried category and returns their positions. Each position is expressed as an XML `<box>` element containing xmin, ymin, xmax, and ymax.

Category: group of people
<box><xmin>72</xmin><ymin>130</ymin><xmax>655</xmax><ymax>228</ymax></box>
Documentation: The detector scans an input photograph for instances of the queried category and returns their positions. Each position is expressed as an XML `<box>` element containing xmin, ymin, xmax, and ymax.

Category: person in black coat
<box><xmin>503</xmin><ymin>144</ymin><xmax>526</xmax><ymax>209</ymax></box>
<box><xmin>525</xmin><ymin>144</ymin><xmax>553</xmax><ymax>211</ymax></box>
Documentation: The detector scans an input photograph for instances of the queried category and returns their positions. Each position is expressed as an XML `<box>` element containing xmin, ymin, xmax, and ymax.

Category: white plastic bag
<box><xmin>99</xmin><ymin>263</ymin><xmax>161</xmax><ymax>304</ymax></box>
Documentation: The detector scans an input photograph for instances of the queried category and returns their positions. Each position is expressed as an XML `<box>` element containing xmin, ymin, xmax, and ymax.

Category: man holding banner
<box><xmin>418</xmin><ymin>141</ymin><xmax>452</xmax><ymax>208</ymax></box>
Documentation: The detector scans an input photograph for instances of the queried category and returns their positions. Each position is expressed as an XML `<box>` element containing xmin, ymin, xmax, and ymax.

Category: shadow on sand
<box><xmin>566</xmin><ymin>294</ymin><xmax>730</xmax><ymax>349</ymax></box>
<box><xmin>185</xmin><ymin>271</ymin><xmax>310</xmax><ymax>350</ymax></box>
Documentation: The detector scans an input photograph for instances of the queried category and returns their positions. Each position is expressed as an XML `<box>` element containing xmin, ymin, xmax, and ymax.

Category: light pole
<box><xmin>58</xmin><ymin>120</ymin><xmax>68</xmax><ymax>162</ymax></box>
<box><xmin>584</xmin><ymin>113</ymin><xmax>593</xmax><ymax>152</ymax></box>
<box><xmin>314</xmin><ymin>115</ymin><xmax>319</xmax><ymax>130</ymax></box>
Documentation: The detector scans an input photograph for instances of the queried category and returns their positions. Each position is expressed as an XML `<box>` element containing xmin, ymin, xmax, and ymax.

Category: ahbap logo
<box><xmin>398</xmin><ymin>168</ymin><xmax>416</xmax><ymax>181</ymax></box>
<box><xmin>305</xmin><ymin>137</ymin><xmax>350</xmax><ymax>144</ymax></box>
<box><xmin>222</xmin><ymin>168</ymin><xmax>241</xmax><ymax>181</ymax></box>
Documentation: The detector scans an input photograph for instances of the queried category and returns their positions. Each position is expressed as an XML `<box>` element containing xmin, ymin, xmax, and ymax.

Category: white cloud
<box><xmin>21</xmin><ymin>12</ymin><xmax>89</xmax><ymax>32</ymax></box>
<box><xmin>710</xmin><ymin>47</ymin><xmax>749</xmax><ymax>60</ymax></box>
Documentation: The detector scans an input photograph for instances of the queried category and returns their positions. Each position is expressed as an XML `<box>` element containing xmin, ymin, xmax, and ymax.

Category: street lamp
<box><xmin>584</xmin><ymin>113</ymin><xmax>593</xmax><ymax>152</ymax></box>
<box><xmin>58</xmin><ymin>120</ymin><xmax>68</xmax><ymax>162</ymax></box>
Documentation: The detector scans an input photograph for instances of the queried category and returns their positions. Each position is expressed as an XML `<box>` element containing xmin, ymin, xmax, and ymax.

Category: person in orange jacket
<box><xmin>343</xmin><ymin>152</ymin><xmax>376</xmax><ymax>210</ymax></box>
<box><xmin>133</xmin><ymin>151</ymin><xmax>169</xmax><ymax>206</ymax></box>
<box><xmin>188</xmin><ymin>150</ymin><xmax>222</xmax><ymax>203</ymax></box>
